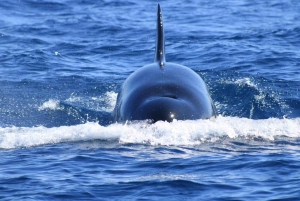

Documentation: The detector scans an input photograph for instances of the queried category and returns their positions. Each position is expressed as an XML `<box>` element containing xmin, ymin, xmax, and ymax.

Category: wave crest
<box><xmin>0</xmin><ymin>117</ymin><xmax>299</xmax><ymax>149</ymax></box>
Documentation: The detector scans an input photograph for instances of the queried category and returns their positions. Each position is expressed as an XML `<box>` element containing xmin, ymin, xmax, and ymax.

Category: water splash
<box><xmin>38</xmin><ymin>99</ymin><xmax>63</xmax><ymax>111</ymax></box>
<box><xmin>0</xmin><ymin>116</ymin><xmax>299</xmax><ymax>149</ymax></box>
<box><xmin>65</xmin><ymin>91</ymin><xmax>117</xmax><ymax>112</ymax></box>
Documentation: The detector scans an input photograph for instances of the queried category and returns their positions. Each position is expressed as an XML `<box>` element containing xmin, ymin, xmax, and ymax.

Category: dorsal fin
<box><xmin>154</xmin><ymin>3</ymin><xmax>166</xmax><ymax>66</ymax></box>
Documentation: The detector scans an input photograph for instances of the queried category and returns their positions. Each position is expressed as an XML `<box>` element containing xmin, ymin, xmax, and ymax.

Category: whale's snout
<box><xmin>131</xmin><ymin>97</ymin><xmax>198</xmax><ymax>122</ymax></box>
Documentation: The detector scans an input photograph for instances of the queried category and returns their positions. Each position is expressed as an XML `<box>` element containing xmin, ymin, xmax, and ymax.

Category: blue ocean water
<box><xmin>1</xmin><ymin>0</ymin><xmax>300</xmax><ymax>200</ymax></box>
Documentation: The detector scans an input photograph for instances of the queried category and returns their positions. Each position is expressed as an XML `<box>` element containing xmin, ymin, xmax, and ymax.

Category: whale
<box><xmin>113</xmin><ymin>4</ymin><xmax>217</xmax><ymax>123</ymax></box>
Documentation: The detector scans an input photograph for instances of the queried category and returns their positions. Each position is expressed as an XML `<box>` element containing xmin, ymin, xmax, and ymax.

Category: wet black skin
<box><xmin>113</xmin><ymin>4</ymin><xmax>217</xmax><ymax>123</ymax></box>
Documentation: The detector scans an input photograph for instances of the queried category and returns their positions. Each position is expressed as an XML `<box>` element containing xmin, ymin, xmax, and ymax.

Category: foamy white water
<box><xmin>0</xmin><ymin>116</ymin><xmax>299</xmax><ymax>149</ymax></box>
<box><xmin>38</xmin><ymin>99</ymin><xmax>63</xmax><ymax>111</ymax></box>
<box><xmin>38</xmin><ymin>91</ymin><xmax>118</xmax><ymax>113</ymax></box>
<box><xmin>65</xmin><ymin>91</ymin><xmax>118</xmax><ymax>112</ymax></box>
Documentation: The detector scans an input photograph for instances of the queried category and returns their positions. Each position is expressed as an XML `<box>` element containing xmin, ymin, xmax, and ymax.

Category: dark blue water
<box><xmin>1</xmin><ymin>0</ymin><xmax>300</xmax><ymax>200</ymax></box>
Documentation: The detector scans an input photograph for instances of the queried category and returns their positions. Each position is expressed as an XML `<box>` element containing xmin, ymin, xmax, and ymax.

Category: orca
<box><xmin>113</xmin><ymin>4</ymin><xmax>217</xmax><ymax>123</ymax></box>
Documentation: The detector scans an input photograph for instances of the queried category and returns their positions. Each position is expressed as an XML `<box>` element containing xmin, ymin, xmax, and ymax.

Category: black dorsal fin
<box><xmin>154</xmin><ymin>3</ymin><xmax>166</xmax><ymax>66</ymax></box>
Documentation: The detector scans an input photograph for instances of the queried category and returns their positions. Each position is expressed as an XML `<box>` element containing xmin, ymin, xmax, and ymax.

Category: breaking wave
<box><xmin>0</xmin><ymin>116</ymin><xmax>299</xmax><ymax>149</ymax></box>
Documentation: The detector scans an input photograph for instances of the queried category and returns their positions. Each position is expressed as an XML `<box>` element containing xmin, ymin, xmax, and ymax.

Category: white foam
<box><xmin>65</xmin><ymin>91</ymin><xmax>118</xmax><ymax>112</ymax></box>
<box><xmin>0</xmin><ymin>116</ymin><xmax>299</xmax><ymax>149</ymax></box>
<box><xmin>0</xmin><ymin>122</ymin><xmax>120</xmax><ymax>149</ymax></box>
<box><xmin>223</xmin><ymin>77</ymin><xmax>257</xmax><ymax>88</ymax></box>
<box><xmin>65</xmin><ymin>94</ymin><xmax>82</xmax><ymax>102</ymax></box>
<box><xmin>234</xmin><ymin>78</ymin><xmax>257</xmax><ymax>88</ymax></box>
<box><xmin>38</xmin><ymin>99</ymin><xmax>63</xmax><ymax>111</ymax></box>
<box><xmin>91</xmin><ymin>91</ymin><xmax>118</xmax><ymax>112</ymax></box>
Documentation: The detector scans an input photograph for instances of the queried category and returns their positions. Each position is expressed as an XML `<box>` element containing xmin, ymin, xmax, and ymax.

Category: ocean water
<box><xmin>1</xmin><ymin>0</ymin><xmax>300</xmax><ymax>200</ymax></box>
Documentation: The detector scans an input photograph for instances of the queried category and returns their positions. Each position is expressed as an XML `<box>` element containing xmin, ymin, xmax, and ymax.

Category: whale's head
<box><xmin>113</xmin><ymin>4</ymin><xmax>217</xmax><ymax>123</ymax></box>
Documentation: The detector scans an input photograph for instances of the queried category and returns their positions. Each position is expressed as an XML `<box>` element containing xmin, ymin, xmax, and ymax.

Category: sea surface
<box><xmin>1</xmin><ymin>0</ymin><xmax>300</xmax><ymax>200</ymax></box>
